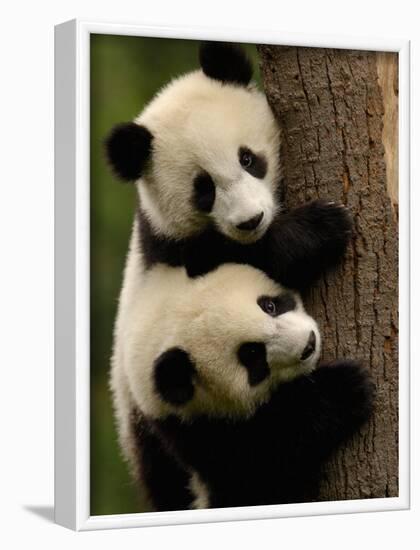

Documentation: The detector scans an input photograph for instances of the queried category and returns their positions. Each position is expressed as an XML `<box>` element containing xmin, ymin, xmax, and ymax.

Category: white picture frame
<box><xmin>54</xmin><ymin>18</ymin><xmax>411</xmax><ymax>531</ymax></box>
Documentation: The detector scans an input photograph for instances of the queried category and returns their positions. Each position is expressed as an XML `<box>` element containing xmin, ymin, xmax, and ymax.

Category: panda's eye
<box><xmin>257</xmin><ymin>294</ymin><xmax>297</xmax><ymax>317</ymax></box>
<box><xmin>239</xmin><ymin>148</ymin><xmax>254</xmax><ymax>169</ymax></box>
<box><xmin>258</xmin><ymin>297</ymin><xmax>277</xmax><ymax>316</ymax></box>
<box><xmin>238</xmin><ymin>147</ymin><xmax>267</xmax><ymax>179</ymax></box>
<box><xmin>265</xmin><ymin>300</ymin><xmax>276</xmax><ymax>315</ymax></box>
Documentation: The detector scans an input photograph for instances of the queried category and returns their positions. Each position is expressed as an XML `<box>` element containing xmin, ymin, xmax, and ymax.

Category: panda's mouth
<box><xmin>266</xmin><ymin>336</ymin><xmax>319</xmax><ymax>374</ymax></box>
<box><xmin>223</xmin><ymin>218</ymin><xmax>269</xmax><ymax>244</ymax></box>
<box><xmin>300</xmin><ymin>331</ymin><xmax>317</xmax><ymax>361</ymax></box>
<box><xmin>211</xmin><ymin>183</ymin><xmax>275</xmax><ymax>243</ymax></box>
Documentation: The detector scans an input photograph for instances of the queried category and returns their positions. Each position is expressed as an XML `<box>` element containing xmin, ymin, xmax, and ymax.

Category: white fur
<box><xmin>111</xmin><ymin>260</ymin><xmax>321</xmax><ymax>424</ymax></box>
<box><xmin>135</xmin><ymin>70</ymin><xmax>281</xmax><ymax>242</ymax></box>
<box><xmin>189</xmin><ymin>472</ymin><xmax>210</xmax><ymax>510</ymax></box>
<box><xmin>110</xmin><ymin>222</ymin><xmax>146</xmax><ymax>473</ymax></box>
<box><xmin>213</xmin><ymin>174</ymin><xmax>274</xmax><ymax>243</ymax></box>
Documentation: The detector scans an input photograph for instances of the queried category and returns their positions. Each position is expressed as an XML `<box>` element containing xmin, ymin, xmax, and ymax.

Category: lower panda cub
<box><xmin>111</xmin><ymin>263</ymin><xmax>374</xmax><ymax>510</ymax></box>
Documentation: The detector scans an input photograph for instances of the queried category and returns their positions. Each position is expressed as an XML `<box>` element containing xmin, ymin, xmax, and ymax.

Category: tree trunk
<box><xmin>257</xmin><ymin>46</ymin><xmax>398</xmax><ymax>500</ymax></box>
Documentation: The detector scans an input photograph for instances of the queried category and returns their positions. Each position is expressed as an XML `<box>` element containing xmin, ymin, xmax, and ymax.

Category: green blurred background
<box><xmin>90</xmin><ymin>34</ymin><xmax>261</xmax><ymax>516</ymax></box>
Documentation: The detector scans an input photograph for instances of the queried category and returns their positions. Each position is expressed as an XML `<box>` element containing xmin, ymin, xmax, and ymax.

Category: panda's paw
<box><xmin>269</xmin><ymin>199</ymin><xmax>355</xmax><ymax>290</ymax></box>
<box><xmin>305</xmin><ymin>199</ymin><xmax>353</xmax><ymax>239</ymax></box>
<box><xmin>315</xmin><ymin>360</ymin><xmax>376</xmax><ymax>425</ymax></box>
<box><xmin>291</xmin><ymin>199</ymin><xmax>354</xmax><ymax>277</ymax></box>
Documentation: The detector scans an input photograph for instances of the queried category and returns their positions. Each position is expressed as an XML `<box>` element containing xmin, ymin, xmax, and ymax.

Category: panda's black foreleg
<box><xmin>149</xmin><ymin>361</ymin><xmax>374</xmax><ymax>509</ymax></box>
<box><xmin>242</xmin><ymin>360</ymin><xmax>376</xmax><ymax>504</ymax></box>
<box><xmin>131</xmin><ymin>416</ymin><xmax>194</xmax><ymax>512</ymax></box>
<box><xmin>300</xmin><ymin>360</ymin><xmax>376</xmax><ymax>459</ymax></box>
<box><xmin>152</xmin><ymin>414</ymin><xmax>267</xmax><ymax>508</ymax></box>
<box><xmin>264</xmin><ymin>199</ymin><xmax>353</xmax><ymax>291</ymax></box>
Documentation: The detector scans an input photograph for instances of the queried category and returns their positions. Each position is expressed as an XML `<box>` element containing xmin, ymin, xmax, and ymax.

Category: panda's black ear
<box><xmin>154</xmin><ymin>348</ymin><xmax>196</xmax><ymax>406</ymax></box>
<box><xmin>105</xmin><ymin>122</ymin><xmax>153</xmax><ymax>182</ymax></box>
<box><xmin>199</xmin><ymin>41</ymin><xmax>253</xmax><ymax>86</ymax></box>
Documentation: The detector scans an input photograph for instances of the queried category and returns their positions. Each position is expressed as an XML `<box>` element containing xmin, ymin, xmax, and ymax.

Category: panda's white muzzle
<box><xmin>266</xmin><ymin>314</ymin><xmax>321</xmax><ymax>375</ymax></box>
<box><xmin>212</xmin><ymin>175</ymin><xmax>275</xmax><ymax>243</ymax></box>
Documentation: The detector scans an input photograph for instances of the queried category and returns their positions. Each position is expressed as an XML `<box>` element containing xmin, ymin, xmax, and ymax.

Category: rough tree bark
<box><xmin>257</xmin><ymin>46</ymin><xmax>398</xmax><ymax>500</ymax></box>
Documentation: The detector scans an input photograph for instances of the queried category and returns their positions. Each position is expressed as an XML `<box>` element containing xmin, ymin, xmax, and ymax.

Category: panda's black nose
<box><xmin>236</xmin><ymin>211</ymin><xmax>264</xmax><ymax>231</ymax></box>
<box><xmin>301</xmin><ymin>330</ymin><xmax>316</xmax><ymax>360</ymax></box>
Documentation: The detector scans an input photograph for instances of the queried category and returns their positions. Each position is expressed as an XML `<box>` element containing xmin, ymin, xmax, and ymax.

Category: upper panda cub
<box><xmin>105</xmin><ymin>41</ymin><xmax>352</xmax><ymax>290</ymax></box>
<box><xmin>111</xmin><ymin>263</ymin><xmax>374</xmax><ymax>510</ymax></box>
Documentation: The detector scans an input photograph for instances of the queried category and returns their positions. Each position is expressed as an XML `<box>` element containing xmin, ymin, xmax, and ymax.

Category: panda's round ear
<box><xmin>199</xmin><ymin>41</ymin><xmax>253</xmax><ymax>86</ymax></box>
<box><xmin>105</xmin><ymin>122</ymin><xmax>153</xmax><ymax>182</ymax></box>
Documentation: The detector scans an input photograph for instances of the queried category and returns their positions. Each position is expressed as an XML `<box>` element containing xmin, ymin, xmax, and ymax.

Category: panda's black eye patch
<box><xmin>193</xmin><ymin>172</ymin><xmax>216</xmax><ymax>213</ymax></box>
<box><xmin>258</xmin><ymin>293</ymin><xmax>296</xmax><ymax>317</ymax></box>
<box><xmin>238</xmin><ymin>147</ymin><xmax>267</xmax><ymax>179</ymax></box>
<box><xmin>154</xmin><ymin>348</ymin><xmax>196</xmax><ymax>406</ymax></box>
<box><xmin>237</xmin><ymin>342</ymin><xmax>269</xmax><ymax>386</ymax></box>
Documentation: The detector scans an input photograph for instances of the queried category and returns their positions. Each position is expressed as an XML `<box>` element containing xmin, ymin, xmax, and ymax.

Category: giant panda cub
<box><xmin>105</xmin><ymin>41</ymin><xmax>353</xmax><ymax>290</ymax></box>
<box><xmin>111</xmin><ymin>263</ymin><xmax>374</xmax><ymax>510</ymax></box>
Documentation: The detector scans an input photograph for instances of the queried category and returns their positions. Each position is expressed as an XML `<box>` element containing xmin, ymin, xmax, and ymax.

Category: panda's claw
<box><xmin>327</xmin><ymin>200</ymin><xmax>347</xmax><ymax>209</ymax></box>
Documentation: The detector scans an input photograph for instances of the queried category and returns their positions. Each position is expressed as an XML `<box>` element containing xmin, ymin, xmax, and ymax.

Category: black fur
<box><xmin>237</xmin><ymin>342</ymin><xmax>270</xmax><ymax>386</ymax></box>
<box><xmin>148</xmin><ymin>360</ymin><xmax>375</xmax><ymax>509</ymax></box>
<box><xmin>105</xmin><ymin>122</ymin><xmax>153</xmax><ymax>181</ymax></box>
<box><xmin>239</xmin><ymin>147</ymin><xmax>268</xmax><ymax>179</ymax></box>
<box><xmin>138</xmin><ymin>212</ymin><xmax>184</xmax><ymax>268</ymax></box>
<box><xmin>138</xmin><ymin>199</ymin><xmax>353</xmax><ymax>292</ymax></box>
<box><xmin>154</xmin><ymin>348</ymin><xmax>196</xmax><ymax>406</ymax></box>
<box><xmin>130</xmin><ymin>411</ymin><xmax>194</xmax><ymax>511</ymax></box>
<box><xmin>199</xmin><ymin>42</ymin><xmax>253</xmax><ymax>86</ymax></box>
<box><xmin>258</xmin><ymin>293</ymin><xmax>296</xmax><ymax>317</ymax></box>
<box><xmin>263</xmin><ymin>200</ymin><xmax>353</xmax><ymax>289</ymax></box>
<box><xmin>193</xmin><ymin>172</ymin><xmax>216</xmax><ymax>213</ymax></box>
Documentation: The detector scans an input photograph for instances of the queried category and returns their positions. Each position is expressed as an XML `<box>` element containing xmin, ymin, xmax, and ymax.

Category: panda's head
<box><xmin>134</xmin><ymin>265</ymin><xmax>321</xmax><ymax>421</ymax></box>
<box><xmin>105</xmin><ymin>42</ymin><xmax>281</xmax><ymax>244</ymax></box>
